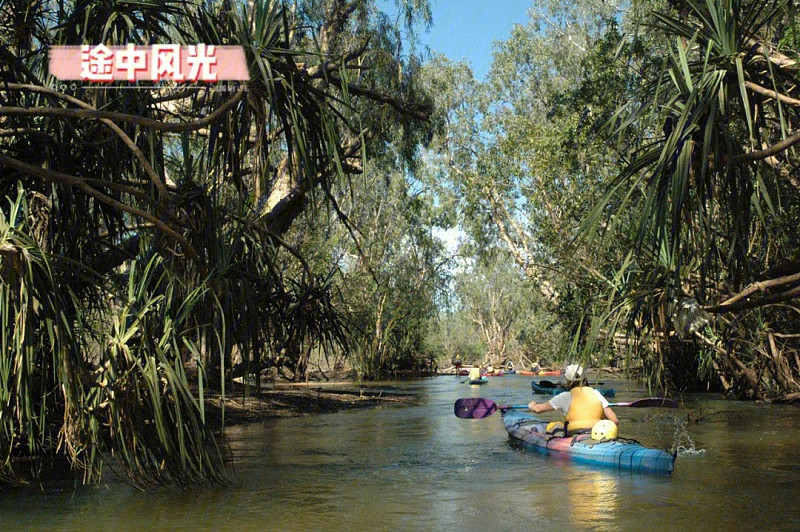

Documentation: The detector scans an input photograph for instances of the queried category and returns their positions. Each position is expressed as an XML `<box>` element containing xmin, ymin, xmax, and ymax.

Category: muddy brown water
<box><xmin>1</xmin><ymin>374</ymin><xmax>798</xmax><ymax>531</ymax></box>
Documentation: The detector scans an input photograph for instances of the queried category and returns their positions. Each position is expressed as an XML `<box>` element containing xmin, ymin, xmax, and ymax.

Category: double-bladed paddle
<box><xmin>453</xmin><ymin>397</ymin><xmax>528</xmax><ymax>419</ymax></box>
<box><xmin>454</xmin><ymin>397</ymin><xmax>677</xmax><ymax>419</ymax></box>
<box><xmin>608</xmin><ymin>397</ymin><xmax>678</xmax><ymax>408</ymax></box>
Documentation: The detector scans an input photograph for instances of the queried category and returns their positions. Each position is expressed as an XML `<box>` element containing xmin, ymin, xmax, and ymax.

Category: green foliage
<box><xmin>0</xmin><ymin>187</ymin><xmax>72</xmax><ymax>485</ymax></box>
<box><xmin>454</xmin><ymin>250</ymin><xmax>563</xmax><ymax>367</ymax></box>
<box><xmin>417</xmin><ymin>2</ymin><xmax>636</xmax><ymax>373</ymax></box>
<box><xmin>0</xmin><ymin>0</ymin><xmax>438</xmax><ymax>488</ymax></box>
<box><xmin>321</xmin><ymin>167</ymin><xmax>446</xmax><ymax>379</ymax></box>
<box><xmin>426</xmin><ymin>310</ymin><xmax>486</xmax><ymax>366</ymax></box>
<box><xmin>0</xmin><ymin>188</ymin><xmax>222</xmax><ymax>487</ymax></box>
<box><xmin>421</xmin><ymin>0</ymin><xmax>800</xmax><ymax>397</ymax></box>
<box><xmin>580</xmin><ymin>0</ymin><xmax>800</xmax><ymax>396</ymax></box>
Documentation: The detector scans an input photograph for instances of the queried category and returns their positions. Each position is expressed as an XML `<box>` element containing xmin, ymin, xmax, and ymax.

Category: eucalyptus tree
<box><xmin>427</xmin><ymin>309</ymin><xmax>486</xmax><ymax>368</ymax></box>
<box><xmin>454</xmin><ymin>249</ymin><xmax>561</xmax><ymax>369</ymax></box>
<box><xmin>418</xmin><ymin>2</ymin><xmax>638</xmax><ymax>362</ymax></box>
<box><xmin>584</xmin><ymin>0</ymin><xmax>800</xmax><ymax>397</ymax></box>
<box><xmin>324</xmin><ymin>165</ymin><xmax>448</xmax><ymax>379</ymax></box>
<box><xmin>0</xmin><ymin>0</ymin><xmax>433</xmax><ymax>487</ymax></box>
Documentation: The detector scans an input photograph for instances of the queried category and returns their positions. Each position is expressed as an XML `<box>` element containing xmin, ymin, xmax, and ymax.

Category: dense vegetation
<box><xmin>429</xmin><ymin>0</ymin><xmax>800</xmax><ymax>400</ymax></box>
<box><xmin>1</xmin><ymin>0</ymin><xmax>799</xmax><ymax>488</ymax></box>
<box><xmin>0</xmin><ymin>0</ymin><xmax>440</xmax><ymax>487</ymax></box>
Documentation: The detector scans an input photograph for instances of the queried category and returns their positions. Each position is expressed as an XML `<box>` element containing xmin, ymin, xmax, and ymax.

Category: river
<box><xmin>1</xmin><ymin>374</ymin><xmax>799</xmax><ymax>531</ymax></box>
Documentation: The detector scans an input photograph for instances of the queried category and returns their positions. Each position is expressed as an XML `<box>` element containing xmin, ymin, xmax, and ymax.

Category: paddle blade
<box><xmin>612</xmin><ymin>397</ymin><xmax>678</xmax><ymax>408</ymax></box>
<box><xmin>454</xmin><ymin>398</ymin><xmax>498</xmax><ymax>419</ymax></box>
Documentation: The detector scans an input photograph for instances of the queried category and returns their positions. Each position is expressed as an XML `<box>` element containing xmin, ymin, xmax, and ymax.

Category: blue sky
<box><xmin>412</xmin><ymin>1</ymin><xmax>532</xmax><ymax>79</ymax></box>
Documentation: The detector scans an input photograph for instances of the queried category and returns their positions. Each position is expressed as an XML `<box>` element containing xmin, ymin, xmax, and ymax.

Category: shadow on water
<box><xmin>1</xmin><ymin>375</ymin><xmax>800</xmax><ymax>531</ymax></box>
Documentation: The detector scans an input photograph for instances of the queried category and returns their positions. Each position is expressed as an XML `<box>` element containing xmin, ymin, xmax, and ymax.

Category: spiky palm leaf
<box><xmin>591</xmin><ymin>0</ymin><xmax>788</xmax><ymax>272</ymax></box>
<box><xmin>579</xmin><ymin>0</ymin><xmax>800</xmax><ymax>395</ymax></box>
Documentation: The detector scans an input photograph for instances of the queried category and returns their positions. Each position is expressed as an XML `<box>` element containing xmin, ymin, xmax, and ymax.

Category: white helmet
<box><xmin>564</xmin><ymin>364</ymin><xmax>584</xmax><ymax>381</ymax></box>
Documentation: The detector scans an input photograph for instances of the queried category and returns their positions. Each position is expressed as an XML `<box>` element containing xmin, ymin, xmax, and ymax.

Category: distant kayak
<box><xmin>502</xmin><ymin>409</ymin><xmax>675</xmax><ymax>474</ymax></box>
<box><xmin>531</xmin><ymin>380</ymin><xmax>616</xmax><ymax>398</ymax></box>
<box><xmin>516</xmin><ymin>369</ymin><xmax>560</xmax><ymax>376</ymax></box>
<box><xmin>537</xmin><ymin>370</ymin><xmax>562</xmax><ymax>376</ymax></box>
<box><xmin>468</xmin><ymin>376</ymin><xmax>489</xmax><ymax>385</ymax></box>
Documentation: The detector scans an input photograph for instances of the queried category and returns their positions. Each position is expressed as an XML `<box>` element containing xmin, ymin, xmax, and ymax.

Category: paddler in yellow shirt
<box><xmin>527</xmin><ymin>364</ymin><xmax>619</xmax><ymax>436</ymax></box>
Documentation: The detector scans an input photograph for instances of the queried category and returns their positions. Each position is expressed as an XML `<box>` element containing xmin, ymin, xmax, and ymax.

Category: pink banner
<box><xmin>49</xmin><ymin>45</ymin><xmax>249</xmax><ymax>82</ymax></box>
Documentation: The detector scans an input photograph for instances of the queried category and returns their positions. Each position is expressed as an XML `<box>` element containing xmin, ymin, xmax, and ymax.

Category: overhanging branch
<box><xmin>0</xmin><ymin>89</ymin><xmax>245</xmax><ymax>132</ymax></box>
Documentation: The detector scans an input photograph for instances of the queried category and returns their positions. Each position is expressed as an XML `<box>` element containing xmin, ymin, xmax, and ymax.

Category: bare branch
<box><xmin>727</xmin><ymin>129</ymin><xmax>800</xmax><ymax>166</ymax></box>
<box><xmin>325</xmin><ymin>72</ymin><xmax>431</xmax><ymax>121</ymax></box>
<box><xmin>746</xmin><ymin>37</ymin><xmax>798</xmax><ymax>70</ymax></box>
<box><xmin>2</xmin><ymin>83</ymin><xmax>172</xmax><ymax>196</ymax></box>
<box><xmin>745</xmin><ymin>80</ymin><xmax>800</xmax><ymax>107</ymax></box>
<box><xmin>705</xmin><ymin>272</ymin><xmax>800</xmax><ymax>313</ymax></box>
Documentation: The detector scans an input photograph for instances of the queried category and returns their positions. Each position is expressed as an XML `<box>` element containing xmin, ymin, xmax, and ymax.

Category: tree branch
<box><xmin>745</xmin><ymin>80</ymin><xmax>800</xmax><ymax>107</ymax></box>
<box><xmin>705</xmin><ymin>277</ymin><xmax>800</xmax><ymax>314</ymax></box>
<box><xmin>0</xmin><ymin>89</ymin><xmax>245</xmax><ymax>132</ymax></box>
<box><xmin>727</xmin><ymin>129</ymin><xmax>800</xmax><ymax>166</ymax></box>
<box><xmin>326</xmin><ymin>72</ymin><xmax>431</xmax><ymax>121</ymax></box>
<box><xmin>2</xmin><ymin>83</ymin><xmax>169</xmax><ymax>196</ymax></box>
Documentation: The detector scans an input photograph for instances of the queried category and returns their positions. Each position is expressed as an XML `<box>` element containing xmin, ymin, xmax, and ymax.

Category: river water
<box><xmin>2</xmin><ymin>374</ymin><xmax>799</xmax><ymax>531</ymax></box>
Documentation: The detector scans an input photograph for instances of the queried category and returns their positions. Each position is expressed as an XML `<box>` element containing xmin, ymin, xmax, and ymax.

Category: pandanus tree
<box><xmin>582</xmin><ymin>0</ymin><xmax>800</xmax><ymax>397</ymax></box>
<box><xmin>0</xmin><ymin>0</ymin><xmax>432</xmax><ymax>487</ymax></box>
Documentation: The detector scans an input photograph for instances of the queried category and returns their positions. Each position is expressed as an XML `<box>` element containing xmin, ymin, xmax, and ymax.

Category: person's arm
<box><xmin>594</xmin><ymin>389</ymin><xmax>619</xmax><ymax>424</ymax></box>
<box><xmin>528</xmin><ymin>400</ymin><xmax>556</xmax><ymax>413</ymax></box>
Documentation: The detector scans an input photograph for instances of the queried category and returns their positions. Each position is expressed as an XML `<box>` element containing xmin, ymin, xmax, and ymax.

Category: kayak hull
<box><xmin>468</xmin><ymin>376</ymin><xmax>489</xmax><ymax>385</ymax></box>
<box><xmin>531</xmin><ymin>381</ymin><xmax>616</xmax><ymax>398</ymax></box>
<box><xmin>502</xmin><ymin>409</ymin><xmax>675</xmax><ymax>474</ymax></box>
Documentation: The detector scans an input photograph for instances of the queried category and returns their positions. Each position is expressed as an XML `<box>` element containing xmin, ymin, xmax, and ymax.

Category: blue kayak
<box><xmin>502</xmin><ymin>409</ymin><xmax>675</xmax><ymax>474</ymax></box>
<box><xmin>531</xmin><ymin>380</ymin><xmax>616</xmax><ymax>398</ymax></box>
<box><xmin>468</xmin><ymin>376</ymin><xmax>489</xmax><ymax>385</ymax></box>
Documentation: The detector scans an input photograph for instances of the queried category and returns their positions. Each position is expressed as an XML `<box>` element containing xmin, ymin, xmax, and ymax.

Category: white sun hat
<box><xmin>564</xmin><ymin>364</ymin><xmax>584</xmax><ymax>381</ymax></box>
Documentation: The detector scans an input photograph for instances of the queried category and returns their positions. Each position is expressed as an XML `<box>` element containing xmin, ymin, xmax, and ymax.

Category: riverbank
<box><xmin>203</xmin><ymin>377</ymin><xmax>416</xmax><ymax>429</ymax></box>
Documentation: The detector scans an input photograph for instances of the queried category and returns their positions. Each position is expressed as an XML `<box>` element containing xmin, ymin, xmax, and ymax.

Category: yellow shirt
<box><xmin>564</xmin><ymin>387</ymin><xmax>605</xmax><ymax>430</ymax></box>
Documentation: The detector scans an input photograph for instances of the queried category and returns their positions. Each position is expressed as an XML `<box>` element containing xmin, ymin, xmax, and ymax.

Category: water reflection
<box><xmin>566</xmin><ymin>468</ymin><xmax>619</xmax><ymax>528</ymax></box>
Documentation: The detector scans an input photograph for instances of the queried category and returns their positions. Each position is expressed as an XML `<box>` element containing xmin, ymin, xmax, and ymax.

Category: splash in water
<box><xmin>672</xmin><ymin>420</ymin><xmax>706</xmax><ymax>456</ymax></box>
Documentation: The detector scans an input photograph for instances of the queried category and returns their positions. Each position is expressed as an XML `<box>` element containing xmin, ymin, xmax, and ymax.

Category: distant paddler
<box><xmin>452</xmin><ymin>354</ymin><xmax>463</xmax><ymax>376</ymax></box>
